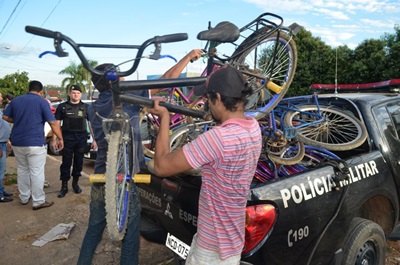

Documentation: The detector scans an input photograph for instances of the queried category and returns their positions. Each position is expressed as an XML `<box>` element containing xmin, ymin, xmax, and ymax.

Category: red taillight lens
<box><xmin>242</xmin><ymin>204</ymin><xmax>277</xmax><ymax>255</ymax></box>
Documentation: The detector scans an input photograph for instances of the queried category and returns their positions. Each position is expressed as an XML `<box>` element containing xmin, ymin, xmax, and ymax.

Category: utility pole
<box><xmin>335</xmin><ymin>48</ymin><xmax>338</xmax><ymax>94</ymax></box>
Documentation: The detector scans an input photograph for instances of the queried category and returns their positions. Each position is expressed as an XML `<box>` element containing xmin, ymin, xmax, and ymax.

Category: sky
<box><xmin>0</xmin><ymin>0</ymin><xmax>398</xmax><ymax>86</ymax></box>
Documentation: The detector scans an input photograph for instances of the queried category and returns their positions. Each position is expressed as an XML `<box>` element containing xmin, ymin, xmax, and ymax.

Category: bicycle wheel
<box><xmin>284</xmin><ymin>105</ymin><xmax>368</xmax><ymax>151</ymax></box>
<box><xmin>105</xmin><ymin>128</ymin><xmax>133</xmax><ymax>241</ymax></box>
<box><xmin>230</xmin><ymin>28</ymin><xmax>297</xmax><ymax>119</ymax></box>
<box><xmin>268</xmin><ymin>140</ymin><xmax>305</xmax><ymax>165</ymax></box>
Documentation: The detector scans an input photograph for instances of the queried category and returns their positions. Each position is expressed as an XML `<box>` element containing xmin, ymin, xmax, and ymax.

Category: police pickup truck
<box><xmin>137</xmin><ymin>92</ymin><xmax>400</xmax><ymax>265</ymax></box>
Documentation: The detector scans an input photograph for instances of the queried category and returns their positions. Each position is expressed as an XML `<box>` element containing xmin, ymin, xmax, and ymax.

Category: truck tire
<box><xmin>342</xmin><ymin>218</ymin><xmax>385</xmax><ymax>265</ymax></box>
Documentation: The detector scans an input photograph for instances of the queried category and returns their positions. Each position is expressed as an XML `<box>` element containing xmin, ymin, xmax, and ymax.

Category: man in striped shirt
<box><xmin>149</xmin><ymin>65</ymin><xmax>262</xmax><ymax>265</ymax></box>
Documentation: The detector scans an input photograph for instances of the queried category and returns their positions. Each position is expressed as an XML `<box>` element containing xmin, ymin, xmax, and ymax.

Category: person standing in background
<box><xmin>3</xmin><ymin>80</ymin><xmax>64</xmax><ymax>210</ymax></box>
<box><xmin>54</xmin><ymin>85</ymin><xmax>96</xmax><ymax>198</ymax></box>
<box><xmin>0</xmin><ymin>92</ymin><xmax>13</xmax><ymax>203</ymax></box>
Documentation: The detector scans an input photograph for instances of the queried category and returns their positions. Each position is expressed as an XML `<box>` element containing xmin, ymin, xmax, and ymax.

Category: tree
<box><xmin>59</xmin><ymin>60</ymin><xmax>97</xmax><ymax>94</ymax></box>
<box><xmin>288</xmin><ymin>29</ymin><xmax>335</xmax><ymax>96</ymax></box>
<box><xmin>350</xmin><ymin>39</ymin><xmax>386</xmax><ymax>83</ymax></box>
<box><xmin>286</xmin><ymin>25</ymin><xmax>400</xmax><ymax>96</ymax></box>
<box><xmin>0</xmin><ymin>71</ymin><xmax>29</xmax><ymax>98</ymax></box>
<box><xmin>383</xmin><ymin>25</ymin><xmax>400</xmax><ymax>79</ymax></box>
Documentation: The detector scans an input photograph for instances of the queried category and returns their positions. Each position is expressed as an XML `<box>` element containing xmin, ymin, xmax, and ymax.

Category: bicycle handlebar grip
<box><xmin>25</xmin><ymin>26</ymin><xmax>58</xmax><ymax>38</ymax></box>
<box><xmin>154</xmin><ymin>33</ymin><xmax>188</xmax><ymax>43</ymax></box>
<box><xmin>119</xmin><ymin>94</ymin><xmax>206</xmax><ymax>119</ymax></box>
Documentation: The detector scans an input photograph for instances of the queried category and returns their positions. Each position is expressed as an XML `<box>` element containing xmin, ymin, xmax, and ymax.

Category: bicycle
<box><xmin>254</xmin><ymin>145</ymin><xmax>342</xmax><ymax>183</ymax></box>
<box><xmin>197</xmin><ymin>12</ymin><xmax>298</xmax><ymax>119</ymax></box>
<box><xmin>141</xmin><ymin>84</ymin><xmax>205</xmax><ymax>158</ymax></box>
<box><xmin>278</xmin><ymin>94</ymin><xmax>368</xmax><ymax>151</ymax></box>
<box><xmin>142</xmin><ymin>13</ymin><xmax>299</xmax><ymax>157</ymax></box>
<box><xmin>25</xmin><ymin>25</ymin><xmax>207</xmax><ymax>241</ymax></box>
<box><xmin>25</xmin><ymin>12</ymin><xmax>297</xmax><ymax>240</ymax></box>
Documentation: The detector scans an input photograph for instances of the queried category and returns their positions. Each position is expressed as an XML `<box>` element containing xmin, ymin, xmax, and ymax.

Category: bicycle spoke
<box><xmin>285</xmin><ymin>105</ymin><xmax>367</xmax><ymax>150</ymax></box>
<box><xmin>231</xmin><ymin>28</ymin><xmax>297</xmax><ymax>118</ymax></box>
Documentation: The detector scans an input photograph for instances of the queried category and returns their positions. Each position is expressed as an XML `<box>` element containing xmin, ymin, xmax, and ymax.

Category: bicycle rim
<box><xmin>230</xmin><ymin>28</ymin><xmax>297</xmax><ymax>119</ymax></box>
<box><xmin>268</xmin><ymin>140</ymin><xmax>305</xmax><ymax>165</ymax></box>
<box><xmin>105</xmin><ymin>129</ymin><xmax>133</xmax><ymax>241</ymax></box>
<box><xmin>284</xmin><ymin>105</ymin><xmax>368</xmax><ymax>151</ymax></box>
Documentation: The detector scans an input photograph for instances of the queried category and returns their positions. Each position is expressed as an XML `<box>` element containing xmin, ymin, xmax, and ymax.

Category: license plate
<box><xmin>165</xmin><ymin>233</ymin><xmax>190</xmax><ymax>260</ymax></box>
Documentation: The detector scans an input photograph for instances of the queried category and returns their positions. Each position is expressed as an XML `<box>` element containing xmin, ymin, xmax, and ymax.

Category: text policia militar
<box><xmin>280</xmin><ymin>160</ymin><xmax>379</xmax><ymax>208</ymax></box>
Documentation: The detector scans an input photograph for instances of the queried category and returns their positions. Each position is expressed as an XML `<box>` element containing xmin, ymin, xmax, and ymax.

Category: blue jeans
<box><xmin>77</xmin><ymin>184</ymin><xmax>141</xmax><ymax>265</ymax></box>
<box><xmin>77</xmin><ymin>136</ymin><xmax>141</xmax><ymax>265</ymax></box>
<box><xmin>0</xmin><ymin>143</ymin><xmax>6</xmax><ymax>196</ymax></box>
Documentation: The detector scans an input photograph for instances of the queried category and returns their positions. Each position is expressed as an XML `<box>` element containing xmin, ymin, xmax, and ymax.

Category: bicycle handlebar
<box><xmin>25</xmin><ymin>25</ymin><xmax>188</xmax><ymax>77</ymax></box>
<box><xmin>25</xmin><ymin>26</ymin><xmax>59</xmax><ymax>38</ymax></box>
<box><xmin>119</xmin><ymin>94</ymin><xmax>207</xmax><ymax>119</ymax></box>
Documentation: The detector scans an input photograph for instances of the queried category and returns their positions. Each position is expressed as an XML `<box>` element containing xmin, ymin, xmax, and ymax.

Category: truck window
<box><xmin>373</xmin><ymin>102</ymin><xmax>400</xmax><ymax>149</ymax></box>
<box><xmin>387</xmin><ymin>103</ymin><xmax>400</xmax><ymax>139</ymax></box>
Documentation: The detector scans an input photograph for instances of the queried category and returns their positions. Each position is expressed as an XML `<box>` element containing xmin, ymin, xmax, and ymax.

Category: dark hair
<box><xmin>28</xmin><ymin>80</ymin><xmax>43</xmax><ymax>92</ymax></box>
<box><xmin>207</xmin><ymin>85</ymin><xmax>252</xmax><ymax>112</ymax></box>
<box><xmin>91</xmin><ymin>63</ymin><xmax>117</xmax><ymax>92</ymax></box>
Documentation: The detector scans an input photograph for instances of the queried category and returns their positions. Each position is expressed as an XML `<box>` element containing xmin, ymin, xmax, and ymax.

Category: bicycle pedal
<box><xmin>89</xmin><ymin>174</ymin><xmax>151</xmax><ymax>184</ymax></box>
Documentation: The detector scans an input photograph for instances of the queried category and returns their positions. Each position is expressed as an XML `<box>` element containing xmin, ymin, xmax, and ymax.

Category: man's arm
<box><xmin>2</xmin><ymin>115</ymin><xmax>13</xmax><ymax>123</ymax></box>
<box><xmin>151</xmin><ymin>49</ymin><xmax>204</xmax><ymax>96</ymax></box>
<box><xmin>49</xmin><ymin>120</ymin><xmax>64</xmax><ymax>151</ymax></box>
<box><xmin>161</xmin><ymin>49</ymin><xmax>204</xmax><ymax>79</ymax></box>
<box><xmin>87</xmin><ymin>121</ymin><xmax>97</xmax><ymax>150</ymax></box>
<box><xmin>149</xmin><ymin>100</ymin><xmax>193</xmax><ymax>177</ymax></box>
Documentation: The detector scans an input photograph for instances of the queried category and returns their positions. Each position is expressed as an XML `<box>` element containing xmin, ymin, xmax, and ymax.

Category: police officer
<box><xmin>54</xmin><ymin>85</ymin><xmax>96</xmax><ymax>198</ymax></box>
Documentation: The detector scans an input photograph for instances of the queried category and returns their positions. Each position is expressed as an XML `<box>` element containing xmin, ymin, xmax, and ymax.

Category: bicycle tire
<box><xmin>230</xmin><ymin>28</ymin><xmax>297</xmax><ymax>119</ymax></box>
<box><xmin>268</xmin><ymin>140</ymin><xmax>305</xmax><ymax>165</ymax></box>
<box><xmin>284</xmin><ymin>105</ymin><xmax>368</xmax><ymax>151</ymax></box>
<box><xmin>105</xmin><ymin>129</ymin><xmax>133</xmax><ymax>241</ymax></box>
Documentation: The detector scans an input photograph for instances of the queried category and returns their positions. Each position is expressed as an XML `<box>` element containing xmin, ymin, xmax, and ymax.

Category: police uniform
<box><xmin>55</xmin><ymin>97</ymin><xmax>89</xmax><ymax>197</ymax></box>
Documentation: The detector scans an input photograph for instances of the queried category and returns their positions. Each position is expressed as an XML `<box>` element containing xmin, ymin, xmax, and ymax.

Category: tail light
<box><xmin>242</xmin><ymin>204</ymin><xmax>277</xmax><ymax>255</ymax></box>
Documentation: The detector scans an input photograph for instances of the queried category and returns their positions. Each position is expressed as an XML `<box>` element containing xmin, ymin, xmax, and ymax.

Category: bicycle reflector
<box><xmin>242</xmin><ymin>204</ymin><xmax>277</xmax><ymax>255</ymax></box>
<box><xmin>106</xmin><ymin>70</ymin><xmax>118</xmax><ymax>81</ymax></box>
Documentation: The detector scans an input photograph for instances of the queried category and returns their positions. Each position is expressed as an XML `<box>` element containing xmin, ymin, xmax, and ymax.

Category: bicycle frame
<box><xmin>275</xmin><ymin>94</ymin><xmax>325</xmax><ymax>138</ymax></box>
<box><xmin>147</xmin><ymin>87</ymin><xmax>205</xmax><ymax>128</ymax></box>
<box><xmin>202</xmin><ymin>13</ymin><xmax>285</xmax><ymax>64</ymax></box>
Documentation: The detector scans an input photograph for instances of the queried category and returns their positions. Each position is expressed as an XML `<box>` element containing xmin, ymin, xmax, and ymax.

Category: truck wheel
<box><xmin>342</xmin><ymin>218</ymin><xmax>385</xmax><ymax>265</ymax></box>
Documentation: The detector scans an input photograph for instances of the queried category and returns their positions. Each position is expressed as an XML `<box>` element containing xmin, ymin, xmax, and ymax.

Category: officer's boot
<box><xmin>57</xmin><ymin>181</ymin><xmax>68</xmax><ymax>198</ymax></box>
<box><xmin>72</xmin><ymin>177</ymin><xmax>82</xmax><ymax>194</ymax></box>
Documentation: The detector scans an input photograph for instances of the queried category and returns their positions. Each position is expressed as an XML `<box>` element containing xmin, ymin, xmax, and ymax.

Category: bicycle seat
<box><xmin>197</xmin><ymin>21</ymin><xmax>240</xmax><ymax>43</ymax></box>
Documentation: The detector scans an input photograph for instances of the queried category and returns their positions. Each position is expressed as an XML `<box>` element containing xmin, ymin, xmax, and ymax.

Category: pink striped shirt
<box><xmin>183</xmin><ymin>117</ymin><xmax>262</xmax><ymax>259</ymax></box>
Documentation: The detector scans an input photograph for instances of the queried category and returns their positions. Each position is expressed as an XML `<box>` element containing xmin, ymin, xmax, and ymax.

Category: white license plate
<box><xmin>165</xmin><ymin>233</ymin><xmax>190</xmax><ymax>260</ymax></box>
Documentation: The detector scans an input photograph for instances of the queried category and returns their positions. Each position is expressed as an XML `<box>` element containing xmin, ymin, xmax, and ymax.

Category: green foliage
<box><xmin>288</xmin><ymin>25</ymin><xmax>400</xmax><ymax>96</ymax></box>
<box><xmin>0</xmin><ymin>71</ymin><xmax>29</xmax><ymax>99</ymax></box>
<box><xmin>59</xmin><ymin>60</ymin><xmax>98</xmax><ymax>93</ymax></box>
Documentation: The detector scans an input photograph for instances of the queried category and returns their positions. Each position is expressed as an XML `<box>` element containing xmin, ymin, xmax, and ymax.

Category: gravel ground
<box><xmin>0</xmin><ymin>155</ymin><xmax>173</xmax><ymax>265</ymax></box>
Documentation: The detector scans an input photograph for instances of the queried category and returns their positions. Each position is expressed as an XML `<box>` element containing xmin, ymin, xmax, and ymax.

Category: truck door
<box><xmin>373</xmin><ymin>101</ymin><xmax>400</xmax><ymax>188</ymax></box>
